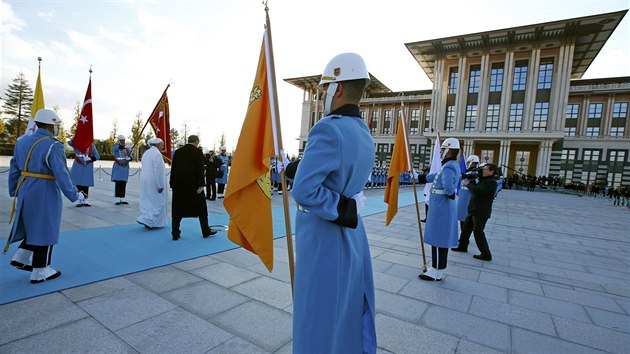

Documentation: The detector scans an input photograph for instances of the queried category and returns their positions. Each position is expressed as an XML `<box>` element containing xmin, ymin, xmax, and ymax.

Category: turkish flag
<box><xmin>148</xmin><ymin>91</ymin><xmax>171</xmax><ymax>162</ymax></box>
<box><xmin>72</xmin><ymin>79</ymin><xmax>94</xmax><ymax>152</ymax></box>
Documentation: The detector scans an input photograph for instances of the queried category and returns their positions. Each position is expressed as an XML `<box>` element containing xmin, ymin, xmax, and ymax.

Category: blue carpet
<box><xmin>0</xmin><ymin>191</ymin><xmax>422</xmax><ymax>305</ymax></box>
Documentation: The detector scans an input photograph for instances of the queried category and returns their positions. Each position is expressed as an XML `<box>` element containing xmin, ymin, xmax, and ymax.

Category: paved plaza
<box><xmin>0</xmin><ymin>160</ymin><xmax>629</xmax><ymax>353</ymax></box>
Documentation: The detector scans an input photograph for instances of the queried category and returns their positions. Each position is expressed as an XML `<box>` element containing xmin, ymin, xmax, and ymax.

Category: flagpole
<box><xmin>400</xmin><ymin>104</ymin><xmax>427</xmax><ymax>272</ymax></box>
<box><xmin>264</xmin><ymin>3</ymin><xmax>296</xmax><ymax>295</ymax></box>
<box><xmin>131</xmin><ymin>83</ymin><xmax>170</xmax><ymax>154</ymax></box>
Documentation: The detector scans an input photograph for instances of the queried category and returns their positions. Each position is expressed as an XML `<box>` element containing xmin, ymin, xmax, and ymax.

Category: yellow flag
<box><xmin>224</xmin><ymin>32</ymin><xmax>275</xmax><ymax>272</ymax></box>
<box><xmin>24</xmin><ymin>65</ymin><xmax>45</xmax><ymax>135</ymax></box>
<box><xmin>384</xmin><ymin>112</ymin><xmax>410</xmax><ymax>225</ymax></box>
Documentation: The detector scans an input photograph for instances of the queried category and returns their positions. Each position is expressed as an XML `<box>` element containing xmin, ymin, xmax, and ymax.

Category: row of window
<box><xmin>353</xmin><ymin>100</ymin><xmax>628</xmax><ymax>136</ymax></box>
<box><xmin>559</xmin><ymin>149</ymin><xmax>627</xmax><ymax>186</ymax></box>
<box><xmin>564</xmin><ymin>102</ymin><xmax>628</xmax><ymax>137</ymax></box>
<box><xmin>446</xmin><ymin>58</ymin><xmax>554</xmax><ymax>95</ymax></box>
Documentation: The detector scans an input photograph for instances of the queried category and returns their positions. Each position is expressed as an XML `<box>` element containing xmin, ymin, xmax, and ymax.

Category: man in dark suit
<box><xmin>169</xmin><ymin>135</ymin><xmax>217</xmax><ymax>240</ymax></box>
<box><xmin>204</xmin><ymin>150</ymin><xmax>222</xmax><ymax>200</ymax></box>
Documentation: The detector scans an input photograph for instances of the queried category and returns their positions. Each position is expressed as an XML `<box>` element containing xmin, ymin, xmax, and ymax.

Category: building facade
<box><xmin>285</xmin><ymin>10</ymin><xmax>629</xmax><ymax>188</ymax></box>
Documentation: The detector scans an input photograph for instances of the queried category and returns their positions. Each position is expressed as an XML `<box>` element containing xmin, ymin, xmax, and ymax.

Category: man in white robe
<box><xmin>137</xmin><ymin>138</ymin><xmax>167</xmax><ymax>229</ymax></box>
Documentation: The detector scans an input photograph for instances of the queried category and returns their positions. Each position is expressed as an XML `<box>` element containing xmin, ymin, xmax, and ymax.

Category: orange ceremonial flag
<box><xmin>224</xmin><ymin>32</ymin><xmax>276</xmax><ymax>272</ymax></box>
<box><xmin>384</xmin><ymin>111</ymin><xmax>411</xmax><ymax>225</ymax></box>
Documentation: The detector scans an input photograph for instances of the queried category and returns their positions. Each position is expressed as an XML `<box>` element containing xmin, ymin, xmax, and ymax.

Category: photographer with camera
<box><xmin>451</xmin><ymin>163</ymin><xmax>498</xmax><ymax>261</ymax></box>
<box><xmin>457</xmin><ymin>155</ymin><xmax>480</xmax><ymax>228</ymax></box>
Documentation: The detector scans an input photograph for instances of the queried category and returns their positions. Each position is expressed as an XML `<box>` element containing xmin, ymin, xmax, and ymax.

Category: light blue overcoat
<box><xmin>70</xmin><ymin>143</ymin><xmax>100</xmax><ymax>186</ymax></box>
<box><xmin>9</xmin><ymin>129</ymin><xmax>79</xmax><ymax>246</ymax></box>
<box><xmin>424</xmin><ymin>158</ymin><xmax>461</xmax><ymax>248</ymax></box>
<box><xmin>216</xmin><ymin>153</ymin><xmax>229</xmax><ymax>184</ymax></box>
<box><xmin>111</xmin><ymin>143</ymin><xmax>132</xmax><ymax>182</ymax></box>
<box><xmin>291</xmin><ymin>113</ymin><xmax>376</xmax><ymax>354</ymax></box>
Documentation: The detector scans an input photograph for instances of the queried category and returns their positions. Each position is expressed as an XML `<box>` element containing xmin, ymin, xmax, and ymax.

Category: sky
<box><xmin>1</xmin><ymin>0</ymin><xmax>629</xmax><ymax>155</ymax></box>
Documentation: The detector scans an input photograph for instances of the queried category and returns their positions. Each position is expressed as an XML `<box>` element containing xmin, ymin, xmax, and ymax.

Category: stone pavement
<box><xmin>0</xmin><ymin>161</ymin><xmax>629</xmax><ymax>353</ymax></box>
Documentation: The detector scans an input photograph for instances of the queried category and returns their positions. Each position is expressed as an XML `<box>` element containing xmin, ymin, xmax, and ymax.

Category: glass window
<box><xmin>559</xmin><ymin>149</ymin><xmax>577</xmax><ymax>183</ymax></box>
<box><xmin>485</xmin><ymin>104</ymin><xmax>500</xmax><ymax>131</ymax></box>
<box><xmin>537</xmin><ymin>57</ymin><xmax>554</xmax><ymax>89</ymax></box>
<box><xmin>586</xmin><ymin>127</ymin><xmax>600</xmax><ymax>137</ymax></box>
<box><xmin>465</xmin><ymin>105</ymin><xmax>477</xmax><ymax>132</ymax></box>
<box><xmin>508</xmin><ymin>103</ymin><xmax>523</xmax><ymax>131</ymax></box>
<box><xmin>515</xmin><ymin>151</ymin><xmax>530</xmax><ymax>175</ymax></box>
<box><xmin>610</xmin><ymin>127</ymin><xmax>625</xmax><ymax>137</ymax></box>
<box><xmin>480</xmin><ymin>150</ymin><xmax>495</xmax><ymax>164</ymax></box>
<box><xmin>445</xmin><ymin>106</ymin><xmax>455</xmax><ymax>131</ymax></box>
<box><xmin>410</xmin><ymin>109</ymin><xmax>420</xmax><ymax>135</ymax></box>
<box><xmin>489</xmin><ymin>63</ymin><xmax>504</xmax><ymax>92</ymax></box>
<box><xmin>581</xmin><ymin>149</ymin><xmax>600</xmax><ymax>185</ymax></box>
<box><xmin>533</xmin><ymin>102</ymin><xmax>549</xmax><ymax>131</ymax></box>
<box><xmin>370</xmin><ymin>110</ymin><xmax>379</xmax><ymax>135</ymax></box>
<box><xmin>565</xmin><ymin>104</ymin><xmax>579</xmax><ymax>119</ymax></box>
<box><xmin>612</xmin><ymin>102</ymin><xmax>628</xmax><ymax>119</ymax></box>
<box><xmin>512</xmin><ymin>60</ymin><xmax>528</xmax><ymax>91</ymax></box>
<box><xmin>448</xmin><ymin>67</ymin><xmax>458</xmax><ymax>95</ymax></box>
<box><xmin>564</xmin><ymin>127</ymin><xmax>576</xmax><ymax>137</ymax></box>
<box><xmin>424</xmin><ymin>108</ymin><xmax>431</xmax><ymax>133</ymax></box>
<box><xmin>588</xmin><ymin>103</ymin><xmax>603</xmax><ymax>119</ymax></box>
<box><xmin>468</xmin><ymin>65</ymin><xmax>481</xmax><ymax>93</ymax></box>
<box><xmin>607</xmin><ymin>150</ymin><xmax>626</xmax><ymax>186</ymax></box>
<box><xmin>383</xmin><ymin>110</ymin><xmax>392</xmax><ymax>135</ymax></box>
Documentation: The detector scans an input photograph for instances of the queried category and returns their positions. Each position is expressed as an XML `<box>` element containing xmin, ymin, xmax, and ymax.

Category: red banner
<box><xmin>71</xmin><ymin>78</ymin><xmax>94</xmax><ymax>152</ymax></box>
<box><xmin>148</xmin><ymin>91</ymin><xmax>171</xmax><ymax>162</ymax></box>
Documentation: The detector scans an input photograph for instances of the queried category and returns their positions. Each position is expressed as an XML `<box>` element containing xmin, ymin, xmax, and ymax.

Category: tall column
<box><xmin>578</xmin><ymin>96</ymin><xmax>590</xmax><ymax>136</ymax></box>
<box><xmin>500</xmin><ymin>139</ymin><xmax>511</xmax><ymax>172</ymax></box>
<box><xmin>523</xmin><ymin>47</ymin><xmax>541</xmax><ymax>131</ymax></box>
<box><xmin>454</xmin><ymin>55</ymin><xmax>467</xmax><ymax>131</ymax></box>
<box><xmin>500</xmin><ymin>51</ymin><xmax>515</xmax><ymax>131</ymax></box>
<box><xmin>602</xmin><ymin>94</ymin><xmax>614</xmax><ymax>136</ymax></box>
<box><xmin>552</xmin><ymin>43</ymin><xmax>574</xmax><ymax>131</ymax></box>
<box><xmin>477</xmin><ymin>52</ymin><xmax>491</xmax><ymax>132</ymax></box>
<box><xmin>430</xmin><ymin>57</ymin><xmax>446</xmax><ymax>133</ymax></box>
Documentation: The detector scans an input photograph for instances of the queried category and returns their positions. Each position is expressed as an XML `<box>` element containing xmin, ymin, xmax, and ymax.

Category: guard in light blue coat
<box><xmin>111</xmin><ymin>135</ymin><xmax>132</xmax><ymax>205</ymax></box>
<box><xmin>68</xmin><ymin>140</ymin><xmax>100</xmax><ymax>206</ymax></box>
<box><xmin>457</xmin><ymin>155</ymin><xmax>480</xmax><ymax>222</ymax></box>
<box><xmin>285</xmin><ymin>53</ymin><xmax>377</xmax><ymax>354</ymax></box>
<box><xmin>418</xmin><ymin>137</ymin><xmax>462</xmax><ymax>281</ymax></box>
<box><xmin>216</xmin><ymin>146</ymin><xmax>229</xmax><ymax>198</ymax></box>
<box><xmin>6</xmin><ymin>109</ymin><xmax>84</xmax><ymax>283</ymax></box>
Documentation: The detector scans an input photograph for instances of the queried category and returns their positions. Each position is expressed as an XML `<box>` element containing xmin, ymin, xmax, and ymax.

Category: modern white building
<box><xmin>285</xmin><ymin>10</ymin><xmax>629</xmax><ymax>188</ymax></box>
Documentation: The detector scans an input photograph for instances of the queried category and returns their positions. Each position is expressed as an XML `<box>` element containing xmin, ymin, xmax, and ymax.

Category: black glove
<box><xmin>447</xmin><ymin>193</ymin><xmax>455</xmax><ymax>200</ymax></box>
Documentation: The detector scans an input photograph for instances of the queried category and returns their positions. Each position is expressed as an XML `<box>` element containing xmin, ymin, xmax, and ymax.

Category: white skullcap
<box><xmin>220</xmin><ymin>146</ymin><xmax>226</xmax><ymax>150</ymax></box>
<box><xmin>117</xmin><ymin>134</ymin><xmax>126</xmax><ymax>140</ymax></box>
<box><xmin>148</xmin><ymin>138</ymin><xmax>163</xmax><ymax>145</ymax></box>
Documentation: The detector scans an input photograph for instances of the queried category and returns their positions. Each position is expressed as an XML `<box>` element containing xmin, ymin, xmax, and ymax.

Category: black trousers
<box><xmin>431</xmin><ymin>246</ymin><xmax>448</xmax><ymax>270</ymax></box>
<box><xmin>77</xmin><ymin>185</ymin><xmax>89</xmax><ymax>197</ymax></box>
<box><xmin>18</xmin><ymin>240</ymin><xmax>52</xmax><ymax>268</ymax></box>
<box><xmin>114</xmin><ymin>181</ymin><xmax>127</xmax><ymax>198</ymax></box>
<box><xmin>458</xmin><ymin>215</ymin><xmax>492</xmax><ymax>258</ymax></box>
<box><xmin>172</xmin><ymin>216</ymin><xmax>211</xmax><ymax>237</ymax></box>
<box><xmin>205</xmin><ymin>176</ymin><xmax>216</xmax><ymax>199</ymax></box>
<box><xmin>217</xmin><ymin>183</ymin><xmax>225</xmax><ymax>194</ymax></box>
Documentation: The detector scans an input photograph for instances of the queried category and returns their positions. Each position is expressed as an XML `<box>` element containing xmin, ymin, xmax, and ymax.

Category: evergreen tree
<box><xmin>1</xmin><ymin>72</ymin><xmax>34</xmax><ymax>143</ymax></box>
<box><xmin>130</xmin><ymin>111</ymin><xmax>145</xmax><ymax>161</ymax></box>
<box><xmin>170</xmin><ymin>128</ymin><xmax>180</xmax><ymax>154</ymax></box>
<box><xmin>105</xmin><ymin>119</ymin><xmax>119</xmax><ymax>154</ymax></box>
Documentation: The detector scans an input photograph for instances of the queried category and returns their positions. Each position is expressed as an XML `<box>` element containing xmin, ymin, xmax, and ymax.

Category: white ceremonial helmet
<box><xmin>149</xmin><ymin>138</ymin><xmax>163</xmax><ymax>146</ymax></box>
<box><xmin>440</xmin><ymin>138</ymin><xmax>460</xmax><ymax>159</ymax></box>
<box><xmin>318</xmin><ymin>52</ymin><xmax>370</xmax><ymax>115</ymax></box>
<box><xmin>467</xmin><ymin>154</ymin><xmax>480</xmax><ymax>168</ymax></box>
<box><xmin>34</xmin><ymin>109</ymin><xmax>62</xmax><ymax>136</ymax></box>
<box><xmin>117</xmin><ymin>134</ymin><xmax>126</xmax><ymax>141</ymax></box>
<box><xmin>220</xmin><ymin>146</ymin><xmax>226</xmax><ymax>151</ymax></box>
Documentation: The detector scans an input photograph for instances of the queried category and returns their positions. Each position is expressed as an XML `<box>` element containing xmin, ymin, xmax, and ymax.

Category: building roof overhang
<box><xmin>284</xmin><ymin>73</ymin><xmax>392</xmax><ymax>94</ymax></box>
<box><xmin>405</xmin><ymin>10</ymin><xmax>628</xmax><ymax>81</ymax></box>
